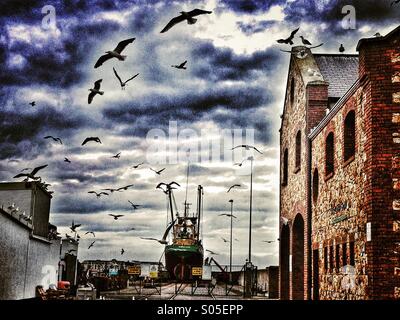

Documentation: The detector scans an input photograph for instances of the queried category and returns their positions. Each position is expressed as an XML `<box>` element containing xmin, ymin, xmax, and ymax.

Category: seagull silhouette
<box><xmin>339</xmin><ymin>44</ymin><xmax>345</xmax><ymax>53</ymax></box>
<box><xmin>82</xmin><ymin>137</ymin><xmax>102</xmax><ymax>146</ymax></box>
<box><xmin>101</xmin><ymin>188</ymin><xmax>117</xmax><ymax>193</ymax></box>
<box><xmin>132</xmin><ymin>162</ymin><xmax>145</xmax><ymax>169</ymax></box>
<box><xmin>88</xmin><ymin>241</ymin><xmax>96</xmax><ymax>249</ymax></box>
<box><xmin>64</xmin><ymin>157</ymin><xmax>71</xmax><ymax>163</ymax></box>
<box><xmin>128</xmin><ymin>201</ymin><xmax>141</xmax><ymax>210</ymax></box>
<box><xmin>44</xmin><ymin>136</ymin><xmax>62</xmax><ymax>144</ymax></box>
<box><xmin>160</xmin><ymin>9</ymin><xmax>212</xmax><ymax>33</ymax></box>
<box><xmin>70</xmin><ymin>221</ymin><xmax>81</xmax><ymax>232</ymax></box>
<box><xmin>13</xmin><ymin>165</ymin><xmax>48</xmax><ymax>181</ymax></box>
<box><xmin>300</xmin><ymin>36</ymin><xmax>312</xmax><ymax>45</ymax></box>
<box><xmin>221</xmin><ymin>237</ymin><xmax>229</xmax><ymax>243</ymax></box>
<box><xmin>88</xmin><ymin>191</ymin><xmax>109</xmax><ymax>198</ymax></box>
<box><xmin>29</xmin><ymin>101</ymin><xmax>36</xmax><ymax>106</ymax></box>
<box><xmin>150</xmin><ymin>168</ymin><xmax>166</xmax><ymax>175</ymax></box>
<box><xmin>121</xmin><ymin>248</ymin><xmax>125</xmax><ymax>255</ymax></box>
<box><xmin>117</xmin><ymin>184</ymin><xmax>134</xmax><ymax>191</ymax></box>
<box><xmin>262</xmin><ymin>240</ymin><xmax>275</xmax><ymax>244</ymax></box>
<box><xmin>227</xmin><ymin>184</ymin><xmax>241</xmax><ymax>193</ymax></box>
<box><xmin>67</xmin><ymin>249</ymin><xmax>77</xmax><ymax>254</ymax></box>
<box><xmin>231</xmin><ymin>144</ymin><xmax>263</xmax><ymax>154</ymax></box>
<box><xmin>88</xmin><ymin>79</ymin><xmax>104</xmax><ymax>104</ymax></box>
<box><xmin>277</xmin><ymin>27</ymin><xmax>299</xmax><ymax>45</ymax></box>
<box><xmin>94</xmin><ymin>38</ymin><xmax>135</xmax><ymax>68</ymax></box>
<box><xmin>113</xmin><ymin>67</ymin><xmax>139</xmax><ymax>90</ymax></box>
<box><xmin>219</xmin><ymin>213</ymin><xmax>237</xmax><ymax>218</ymax></box>
<box><xmin>172</xmin><ymin>60</ymin><xmax>187</xmax><ymax>70</ymax></box>
<box><xmin>85</xmin><ymin>231</ymin><xmax>96</xmax><ymax>237</ymax></box>
<box><xmin>111</xmin><ymin>152</ymin><xmax>121</xmax><ymax>159</ymax></box>
<box><xmin>206</xmin><ymin>249</ymin><xmax>218</xmax><ymax>255</ymax></box>
<box><xmin>109</xmin><ymin>214</ymin><xmax>124</xmax><ymax>220</ymax></box>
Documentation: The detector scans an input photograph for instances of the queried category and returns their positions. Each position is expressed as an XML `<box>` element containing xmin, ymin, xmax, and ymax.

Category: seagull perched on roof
<box><xmin>339</xmin><ymin>44</ymin><xmax>345</xmax><ymax>53</ymax></box>
<box><xmin>113</xmin><ymin>67</ymin><xmax>139</xmax><ymax>90</ymax></box>
<box><xmin>13</xmin><ymin>165</ymin><xmax>48</xmax><ymax>181</ymax></box>
<box><xmin>172</xmin><ymin>60</ymin><xmax>187</xmax><ymax>70</ymax></box>
<box><xmin>94</xmin><ymin>38</ymin><xmax>135</xmax><ymax>68</ymax></box>
<box><xmin>44</xmin><ymin>136</ymin><xmax>62</xmax><ymax>144</ymax></box>
<box><xmin>276</xmin><ymin>27</ymin><xmax>299</xmax><ymax>45</ymax></box>
<box><xmin>88</xmin><ymin>79</ymin><xmax>104</xmax><ymax>104</ymax></box>
<box><xmin>231</xmin><ymin>144</ymin><xmax>263</xmax><ymax>154</ymax></box>
<box><xmin>160</xmin><ymin>9</ymin><xmax>212</xmax><ymax>33</ymax></box>
<box><xmin>82</xmin><ymin>137</ymin><xmax>101</xmax><ymax>146</ymax></box>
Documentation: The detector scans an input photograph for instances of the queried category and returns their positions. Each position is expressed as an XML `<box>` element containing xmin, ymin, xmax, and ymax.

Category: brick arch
<box><xmin>280</xmin><ymin>224</ymin><xmax>290</xmax><ymax>300</ymax></box>
<box><xmin>292</xmin><ymin>213</ymin><xmax>305</xmax><ymax>300</ymax></box>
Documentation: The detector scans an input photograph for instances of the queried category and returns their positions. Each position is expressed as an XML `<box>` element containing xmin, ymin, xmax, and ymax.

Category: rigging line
<box><xmin>185</xmin><ymin>159</ymin><xmax>190</xmax><ymax>203</ymax></box>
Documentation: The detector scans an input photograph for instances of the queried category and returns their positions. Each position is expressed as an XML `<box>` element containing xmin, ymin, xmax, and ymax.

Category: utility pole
<box><xmin>229</xmin><ymin>199</ymin><xmax>234</xmax><ymax>282</ymax></box>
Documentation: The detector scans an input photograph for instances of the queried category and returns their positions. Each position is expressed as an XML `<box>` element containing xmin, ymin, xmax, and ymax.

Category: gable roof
<box><xmin>314</xmin><ymin>54</ymin><xmax>359</xmax><ymax>99</ymax></box>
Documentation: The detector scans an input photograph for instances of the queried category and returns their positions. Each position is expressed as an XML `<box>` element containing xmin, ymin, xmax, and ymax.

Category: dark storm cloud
<box><xmin>236</xmin><ymin>20</ymin><xmax>277</xmax><ymax>35</ymax></box>
<box><xmin>219</xmin><ymin>0</ymin><xmax>286</xmax><ymax>13</ymax></box>
<box><xmin>191</xmin><ymin>42</ymin><xmax>281</xmax><ymax>82</ymax></box>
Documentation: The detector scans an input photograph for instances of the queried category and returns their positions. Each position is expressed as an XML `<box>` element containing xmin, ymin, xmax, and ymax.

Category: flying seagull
<box><xmin>234</xmin><ymin>160</ymin><xmax>245</xmax><ymax>167</ymax></box>
<box><xmin>113</xmin><ymin>67</ymin><xmax>139</xmax><ymax>90</ymax></box>
<box><xmin>132</xmin><ymin>162</ymin><xmax>145</xmax><ymax>169</ymax></box>
<box><xmin>160</xmin><ymin>9</ymin><xmax>212</xmax><ymax>33</ymax></box>
<box><xmin>29</xmin><ymin>101</ymin><xmax>36</xmax><ymax>106</ymax></box>
<box><xmin>44</xmin><ymin>136</ymin><xmax>62</xmax><ymax>144</ymax></box>
<box><xmin>88</xmin><ymin>241</ymin><xmax>96</xmax><ymax>249</ymax></box>
<box><xmin>391</xmin><ymin>0</ymin><xmax>400</xmax><ymax>6</ymax></box>
<box><xmin>70</xmin><ymin>221</ymin><xmax>81</xmax><ymax>232</ymax></box>
<box><xmin>88</xmin><ymin>191</ymin><xmax>109</xmax><ymax>198</ymax></box>
<box><xmin>121</xmin><ymin>248</ymin><xmax>125</xmax><ymax>255</ymax></box>
<box><xmin>140</xmin><ymin>219</ymin><xmax>176</xmax><ymax>245</ymax></box>
<box><xmin>231</xmin><ymin>144</ymin><xmax>263</xmax><ymax>154</ymax></box>
<box><xmin>109</xmin><ymin>214</ymin><xmax>124</xmax><ymax>220</ymax></box>
<box><xmin>219</xmin><ymin>213</ymin><xmax>237</xmax><ymax>218</ymax></box>
<box><xmin>300</xmin><ymin>36</ymin><xmax>312</xmax><ymax>45</ymax></box>
<box><xmin>85</xmin><ymin>231</ymin><xmax>96</xmax><ymax>237</ymax></box>
<box><xmin>156</xmin><ymin>182</ymin><xmax>180</xmax><ymax>194</ymax></box>
<box><xmin>172</xmin><ymin>60</ymin><xmax>187</xmax><ymax>70</ymax></box>
<box><xmin>117</xmin><ymin>184</ymin><xmax>134</xmax><ymax>191</ymax></box>
<box><xmin>206</xmin><ymin>249</ymin><xmax>218</xmax><ymax>255</ymax></box>
<box><xmin>221</xmin><ymin>237</ymin><xmax>229</xmax><ymax>243</ymax></box>
<box><xmin>128</xmin><ymin>201</ymin><xmax>141</xmax><ymax>210</ymax></box>
<box><xmin>227</xmin><ymin>184</ymin><xmax>241</xmax><ymax>193</ymax></box>
<box><xmin>67</xmin><ymin>249</ymin><xmax>77</xmax><ymax>254</ymax></box>
<box><xmin>277</xmin><ymin>27</ymin><xmax>299</xmax><ymax>45</ymax></box>
<box><xmin>64</xmin><ymin>157</ymin><xmax>71</xmax><ymax>163</ymax></box>
<box><xmin>82</xmin><ymin>137</ymin><xmax>102</xmax><ymax>146</ymax></box>
<box><xmin>339</xmin><ymin>44</ymin><xmax>345</xmax><ymax>53</ymax></box>
<box><xmin>94</xmin><ymin>38</ymin><xmax>135</xmax><ymax>68</ymax></box>
<box><xmin>111</xmin><ymin>152</ymin><xmax>121</xmax><ymax>159</ymax></box>
<box><xmin>150</xmin><ymin>167</ymin><xmax>166</xmax><ymax>175</ymax></box>
<box><xmin>13</xmin><ymin>164</ymin><xmax>48</xmax><ymax>181</ymax></box>
<box><xmin>101</xmin><ymin>188</ymin><xmax>117</xmax><ymax>193</ymax></box>
<box><xmin>88</xmin><ymin>79</ymin><xmax>104</xmax><ymax>104</ymax></box>
<box><xmin>262</xmin><ymin>240</ymin><xmax>275</xmax><ymax>244</ymax></box>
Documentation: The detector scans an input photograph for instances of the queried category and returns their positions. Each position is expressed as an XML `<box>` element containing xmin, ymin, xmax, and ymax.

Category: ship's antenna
<box><xmin>184</xmin><ymin>158</ymin><xmax>190</xmax><ymax>204</ymax></box>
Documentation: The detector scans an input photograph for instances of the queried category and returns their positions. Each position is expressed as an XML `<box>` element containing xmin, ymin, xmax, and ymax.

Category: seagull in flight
<box><xmin>13</xmin><ymin>164</ymin><xmax>48</xmax><ymax>181</ymax></box>
<box><xmin>128</xmin><ymin>201</ymin><xmax>141</xmax><ymax>210</ymax></box>
<box><xmin>150</xmin><ymin>168</ymin><xmax>166</xmax><ymax>175</ymax></box>
<box><xmin>227</xmin><ymin>184</ymin><xmax>241</xmax><ymax>193</ymax></box>
<box><xmin>277</xmin><ymin>27</ymin><xmax>299</xmax><ymax>45</ymax></box>
<box><xmin>117</xmin><ymin>184</ymin><xmax>134</xmax><ymax>191</ymax></box>
<box><xmin>219</xmin><ymin>213</ymin><xmax>237</xmax><ymax>218</ymax></box>
<box><xmin>156</xmin><ymin>182</ymin><xmax>180</xmax><ymax>194</ymax></box>
<box><xmin>70</xmin><ymin>221</ymin><xmax>81</xmax><ymax>232</ymax></box>
<box><xmin>206</xmin><ymin>249</ymin><xmax>218</xmax><ymax>255</ymax></box>
<box><xmin>102</xmin><ymin>188</ymin><xmax>117</xmax><ymax>193</ymax></box>
<box><xmin>85</xmin><ymin>231</ymin><xmax>96</xmax><ymax>237</ymax></box>
<box><xmin>113</xmin><ymin>67</ymin><xmax>139</xmax><ymax>90</ymax></box>
<box><xmin>121</xmin><ymin>248</ymin><xmax>125</xmax><ymax>255</ymax></box>
<box><xmin>29</xmin><ymin>101</ymin><xmax>36</xmax><ymax>106</ymax></box>
<box><xmin>64</xmin><ymin>157</ymin><xmax>71</xmax><ymax>163</ymax></box>
<box><xmin>231</xmin><ymin>144</ymin><xmax>263</xmax><ymax>154</ymax></box>
<box><xmin>221</xmin><ymin>237</ymin><xmax>229</xmax><ymax>243</ymax></box>
<box><xmin>44</xmin><ymin>136</ymin><xmax>62</xmax><ymax>144</ymax></box>
<box><xmin>111</xmin><ymin>152</ymin><xmax>121</xmax><ymax>159</ymax></box>
<box><xmin>132</xmin><ymin>162</ymin><xmax>145</xmax><ymax>169</ymax></box>
<box><xmin>262</xmin><ymin>240</ymin><xmax>275</xmax><ymax>244</ymax></box>
<box><xmin>300</xmin><ymin>36</ymin><xmax>312</xmax><ymax>45</ymax></box>
<box><xmin>140</xmin><ymin>220</ymin><xmax>176</xmax><ymax>244</ymax></box>
<box><xmin>109</xmin><ymin>214</ymin><xmax>124</xmax><ymax>220</ymax></box>
<box><xmin>94</xmin><ymin>38</ymin><xmax>136</xmax><ymax>68</ymax></box>
<box><xmin>172</xmin><ymin>60</ymin><xmax>187</xmax><ymax>70</ymax></box>
<box><xmin>88</xmin><ymin>241</ymin><xmax>96</xmax><ymax>249</ymax></box>
<box><xmin>67</xmin><ymin>249</ymin><xmax>77</xmax><ymax>254</ymax></box>
<box><xmin>88</xmin><ymin>191</ymin><xmax>109</xmax><ymax>198</ymax></box>
<box><xmin>160</xmin><ymin>9</ymin><xmax>212</xmax><ymax>33</ymax></box>
<box><xmin>82</xmin><ymin>137</ymin><xmax>101</xmax><ymax>146</ymax></box>
<box><xmin>88</xmin><ymin>79</ymin><xmax>104</xmax><ymax>104</ymax></box>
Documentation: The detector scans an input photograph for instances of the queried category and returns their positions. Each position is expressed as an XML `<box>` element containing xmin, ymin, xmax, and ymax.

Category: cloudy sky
<box><xmin>0</xmin><ymin>0</ymin><xmax>399</xmax><ymax>268</ymax></box>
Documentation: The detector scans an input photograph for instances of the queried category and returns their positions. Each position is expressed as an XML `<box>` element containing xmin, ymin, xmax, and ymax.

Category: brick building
<box><xmin>279</xmin><ymin>26</ymin><xmax>400</xmax><ymax>300</ymax></box>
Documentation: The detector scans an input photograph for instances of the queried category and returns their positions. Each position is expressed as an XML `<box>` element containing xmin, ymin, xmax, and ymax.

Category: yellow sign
<box><xmin>150</xmin><ymin>265</ymin><xmax>158</xmax><ymax>278</ymax></box>
<box><xmin>192</xmin><ymin>267</ymin><xmax>202</xmax><ymax>276</ymax></box>
<box><xmin>128</xmin><ymin>266</ymin><xmax>141</xmax><ymax>275</ymax></box>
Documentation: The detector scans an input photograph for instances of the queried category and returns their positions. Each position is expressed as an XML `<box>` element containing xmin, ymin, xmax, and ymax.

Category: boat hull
<box><xmin>165</xmin><ymin>244</ymin><xmax>203</xmax><ymax>280</ymax></box>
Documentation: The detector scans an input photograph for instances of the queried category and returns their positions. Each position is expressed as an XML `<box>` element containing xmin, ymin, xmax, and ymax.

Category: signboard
<box><xmin>202</xmin><ymin>265</ymin><xmax>212</xmax><ymax>280</ymax></box>
<box><xmin>140</xmin><ymin>264</ymin><xmax>150</xmax><ymax>277</ymax></box>
<box><xmin>128</xmin><ymin>266</ymin><xmax>141</xmax><ymax>275</ymax></box>
<box><xmin>109</xmin><ymin>268</ymin><xmax>118</xmax><ymax>276</ymax></box>
<box><xmin>149</xmin><ymin>264</ymin><xmax>158</xmax><ymax>278</ymax></box>
<box><xmin>192</xmin><ymin>267</ymin><xmax>202</xmax><ymax>276</ymax></box>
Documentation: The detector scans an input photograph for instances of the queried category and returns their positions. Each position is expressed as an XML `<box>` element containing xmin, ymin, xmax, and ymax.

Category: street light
<box><xmin>248</xmin><ymin>156</ymin><xmax>254</xmax><ymax>263</ymax></box>
<box><xmin>228</xmin><ymin>199</ymin><xmax>234</xmax><ymax>282</ymax></box>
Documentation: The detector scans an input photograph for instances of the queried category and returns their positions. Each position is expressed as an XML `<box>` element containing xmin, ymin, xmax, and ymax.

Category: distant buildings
<box><xmin>0</xmin><ymin>181</ymin><xmax>78</xmax><ymax>300</ymax></box>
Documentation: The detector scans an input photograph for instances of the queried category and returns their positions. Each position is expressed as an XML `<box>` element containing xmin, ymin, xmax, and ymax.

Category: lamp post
<box><xmin>229</xmin><ymin>199</ymin><xmax>234</xmax><ymax>282</ymax></box>
<box><xmin>248</xmin><ymin>156</ymin><xmax>254</xmax><ymax>263</ymax></box>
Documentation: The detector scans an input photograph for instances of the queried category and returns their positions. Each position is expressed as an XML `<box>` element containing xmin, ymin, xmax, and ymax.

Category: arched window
<box><xmin>295</xmin><ymin>131</ymin><xmax>301</xmax><ymax>169</ymax></box>
<box><xmin>326</xmin><ymin>132</ymin><xmax>334</xmax><ymax>177</ymax></box>
<box><xmin>290</xmin><ymin>78</ymin><xmax>295</xmax><ymax>106</ymax></box>
<box><xmin>313</xmin><ymin>168</ymin><xmax>319</xmax><ymax>203</ymax></box>
<box><xmin>283</xmin><ymin>148</ymin><xmax>288</xmax><ymax>186</ymax></box>
<box><xmin>344</xmin><ymin>110</ymin><xmax>355</xmax><ymax>162</ymax></box>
